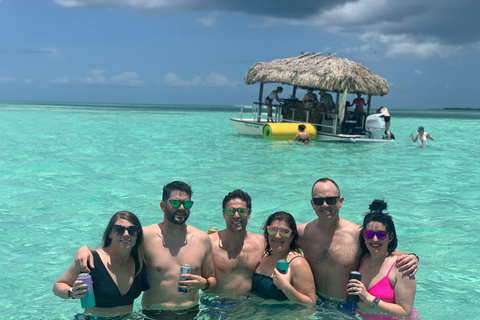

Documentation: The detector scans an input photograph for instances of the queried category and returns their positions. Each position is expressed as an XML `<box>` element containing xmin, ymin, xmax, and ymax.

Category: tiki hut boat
<box><xmin>231</xmin><ymin>52</ymin><xmax>393</xmax><ymax>142</ymax></box>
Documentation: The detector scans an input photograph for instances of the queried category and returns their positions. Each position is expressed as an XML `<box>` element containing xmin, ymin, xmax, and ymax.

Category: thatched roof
<box><xmin>244</xmin><ymin>54</ymin><xmax>389</xmax><ymax>96</ymax></box>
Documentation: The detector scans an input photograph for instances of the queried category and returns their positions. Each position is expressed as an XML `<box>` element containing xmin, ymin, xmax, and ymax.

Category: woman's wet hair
<box><xmin>101</xmin><ymin>211</ymin><xmax>146</xmax><ymax>275</ymax></box>
<box><xmin>263</xmin><ymin>211</ymin><xmax>301</xmax><ymax>255</ymax></box>
<box><xmin>298</xmin><ymin>124</ymin><xmax>306</xmax><ymax>131</ymax></box>
<box><xmin>360</xmin><ymin>200</ymin><xmax>398</xmax><ymax>254</ymax></box>
<box><xmin>277</xmin><ymin>86</ymin><xmax>283</xmax><ymax>92</ymax></box>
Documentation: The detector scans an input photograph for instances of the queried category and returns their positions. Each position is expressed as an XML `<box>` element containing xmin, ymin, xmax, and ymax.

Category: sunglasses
<box><xmin>312</xmin><ymin>197</ymin><xmax>340</xmax><ymax>206</ymax></box>
<box><xmin>224</xmin><ymin>208</ymin><xmax>249</xmax><ymax>216</ymax></box>
<box><xmin>363</xmin><ymin>230</ymin><xmax>388</xmax><ymax>240</ymax></box>
<box><xmin>112</xmin><ymin>225</ymin><xmax>140</xmax><ymax>236</ymax></box>
<box><xmin>267</xmin><ymin>226</ymin><xmax>291</xmax><ymax>237</ymax></box>
<box><xmin>168</xmin><ymin>199</ymin><xmax>194</xmax><ymax>209</ymax></box>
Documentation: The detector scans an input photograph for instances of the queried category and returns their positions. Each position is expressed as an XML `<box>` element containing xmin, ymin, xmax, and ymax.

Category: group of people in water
<box><xmin>54</xmin><ymin>178</ymin><xmax>420</xmax><ymax>319</ymax></box>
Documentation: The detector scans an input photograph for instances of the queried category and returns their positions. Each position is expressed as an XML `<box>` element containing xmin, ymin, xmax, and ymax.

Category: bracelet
<box><xmin>371</xmin><ymin>297</ymin><xmax>380</xmax><ymax>308</ymax></box>
<box><xmin>409</xmin><ymin>253</ymin><xmax>419</xmax><ymax>262</ymax></box>
<box><xmin>68</xmin><ymin>287</ymin><xmax>74</xmax><ymax>299</ymax></box>
<box><xmin>203</xmin><ymin>279</ymin><xmax>210</xmax><ymax>291</ymax></box>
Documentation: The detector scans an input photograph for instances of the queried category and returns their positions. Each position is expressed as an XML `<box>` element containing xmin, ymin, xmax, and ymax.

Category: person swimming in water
<box><xmin>410</xmin><ymin>127</ymin><xmax>433</xmax><ymax>146</ymax></box>
<box><xmin>291</xmin><ymin>124</ymin><xmax>310</xmax><ymax>143</ymax></box>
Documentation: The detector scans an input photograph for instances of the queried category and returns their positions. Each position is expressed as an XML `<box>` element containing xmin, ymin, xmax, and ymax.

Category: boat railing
<box><xmin>235</xmin><ymin>105</ymin><xmax>344</xmax><ymax>134</ymax></box>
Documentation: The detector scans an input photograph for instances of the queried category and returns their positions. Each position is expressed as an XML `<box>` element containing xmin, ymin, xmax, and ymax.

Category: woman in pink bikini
<box><xmin>346</xmin><ymin>200</ymin><xmax>417</xmax><ymax>319</ymax></box>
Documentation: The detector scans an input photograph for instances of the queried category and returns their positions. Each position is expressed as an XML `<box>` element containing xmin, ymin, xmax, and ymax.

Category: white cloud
<box><xmin>164</xmin><ymin>72</ymin><xmax>238</xmax><ymax>87</ymax></box>
<box><xmin>414</xmin><ymin>70</ymin><xmax>423</xmax><ymax>76</ymax></box>
<box><xmin>50</xmin><ymin>70</ymin><xmax>144</xmax><ymax>86</ymax></box>
<box><xmin>197</xmin><ymin>15</ymin><xmax>217</xmax><ymax>27</ymax></box>
<box><xmin>0</xmin><ymin>77</ymin><xmax>16</xmax><ymax>83</ymax></box>
<box><xmin>51</xmin><ymin>76</ymin><xmax>70</xmax><ymax>84</ymax></box>
<box><xmin>24</xmin><ymin>78</ymin><xmax>34</xmax><ymax>83</ymax></box>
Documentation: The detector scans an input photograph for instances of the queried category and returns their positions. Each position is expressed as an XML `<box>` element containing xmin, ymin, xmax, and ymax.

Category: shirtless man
<box><xmin>208</xmin><ymin>189</ymin><xmax>265</xmax><ymax>296</ymax></box>
<box><xmin>297</xmin><ymin>178</ymin><xmax>418</xmax><ymax>303</ymax></box>
<box><xmin>75</xmin><ymin>181</ymin><xmax>216</xmax><ymax>316</ymax></box>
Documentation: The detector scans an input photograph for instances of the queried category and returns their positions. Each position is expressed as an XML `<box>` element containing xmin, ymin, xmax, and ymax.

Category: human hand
<box><xmin>178</xmin><ymin>274</ymin><xmax>207</xmax><ymax>292</ymax></box>
<box><xmin>410</xmin><ymin>134</ymin><xmax>413</xmax><ymax>137</ymax></box>
<box><xmin>75</xmin><ymin>246</ymin><xmax>94</xmax><ymax>273</ymax></box>
<box><xmin>346</xmin><ymin>279</ymin><xmax>368</xmax><ymax>301</ymax></box>
<box><xmin>272</xmin><ymin>268</ymin><xmax>291</xmax><ymax>290</ymax></box>
<box><xmin>396</xmin><ymin>254</ymin><xmax>418</xmax><ymax>276</ymax></box>
<box><xmin>71</xmin><ymin>279</ymin><xmax>88</xmax><ymax>299</ymax></box>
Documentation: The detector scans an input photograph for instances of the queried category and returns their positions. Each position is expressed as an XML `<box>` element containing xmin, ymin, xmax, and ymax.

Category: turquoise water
<box><xmin>1</xmin><ymin>102</ymin><xmax>479</xmax><ymax>319</ymax></box>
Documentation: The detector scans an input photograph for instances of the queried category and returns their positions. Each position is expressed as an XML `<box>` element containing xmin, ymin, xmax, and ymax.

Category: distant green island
<box><xmin>443</xmin><ymin>108</ymin><xmax>480</xmax><ymax>111</ymax></box>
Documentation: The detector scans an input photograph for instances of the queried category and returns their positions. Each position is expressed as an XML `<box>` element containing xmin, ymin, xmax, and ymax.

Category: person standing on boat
<box><xmin>265</xmin><ymin>86</ymin><xmax>283</xmax><ymax>122</ymax></box>
<box><xmin>377</xmin><ymin>106</ymin><xmax>392</xmax><ymax>140</ymax></box>
<box><xmin>410</xmin><ymin>127</ymin><xmax>434</xmax><ymax>146</ymax></box>
<box><xmin>206</xmin><ymin>190</ymin><xmax>265</xmax><ymax>296</ymax></box>
<box><xmin>319</xmin><ymin>90</ymin><xmax>336</xmax><ymax>119</ymax></box>
<box><xmin>351</xmin><ymin>93</ymin><xmax>367</xmax><ymax>128</ymax></box>
<box><xmin>291</xmin><ymin>124</ymin><xmax>310</xmax><ymax>143</ymax></box>
<box><xmin>303</xmin><ymin>88</ymin><xmax>318</xmax><ymax>122</ymax></box>
<box><xmin>297</xmin><ymin>178</ymin><xmax>419</xmax><ymax>308</ymax></box>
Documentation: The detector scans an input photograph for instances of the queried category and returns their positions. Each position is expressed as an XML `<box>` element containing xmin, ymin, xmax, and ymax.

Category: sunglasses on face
<box><xmin>312</xmin><ymin>197</ymin><xmax>340</xmax><ymax>206</ymax></box>
<box><xmin>224</xmin><ymin>208</ymin><xmax>249</xmax><ymax>216</ymax></box>
<box><xmin>267</xmin><ymin>226</ymin><xmax>291</xmax><ymax>237</ymax></box>
<box><xmin>363</xmin><ymin>230</ymin><xmax>388</xmax><ymax>240</ymax></box>
<box><xmin>168</xmin><ymin>199</ymin><xmax>194</xmax><ymax>209</ymax></box>
<box><xmin>112</xmin><ymin>225</ymin><xmax>140</xmax><ymax>236</ymax></box>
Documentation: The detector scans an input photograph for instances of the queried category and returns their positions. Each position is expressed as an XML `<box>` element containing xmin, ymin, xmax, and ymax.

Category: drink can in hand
<box><xmin>178</xmin><ymin>264</ymin><xmax>191</xmax><ymax>293</ymax></box>
<box><xmin>77</xmin><ymin>273</ymin><xmax>95</xmax><ymax>308</ymax></box>
<box><xmin>346</xmin><ymin>271</ymin><xmax>362</xmax><ymax>303</ymax></box>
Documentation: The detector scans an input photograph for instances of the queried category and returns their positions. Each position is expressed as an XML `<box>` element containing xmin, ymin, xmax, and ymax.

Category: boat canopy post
<box><xmin>257</xmin><ymin>83</ymin><xmax>264</xmax><ymax>122</ymax></box>
<box><xmin>365</xmin><ymin>94</ymin><xmax>372</xmax><ymax>128</ymax></box>
<box><xmin>292</xmin><ymin>86</ymin><xmax>297</xmax><ymax>98</ymax></box>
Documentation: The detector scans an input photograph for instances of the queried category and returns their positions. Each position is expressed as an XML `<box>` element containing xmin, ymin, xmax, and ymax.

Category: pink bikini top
<box><xmin>359</xmin><ymin>256</ymin><xmax>396</xmax><ymax>303</ymax></box>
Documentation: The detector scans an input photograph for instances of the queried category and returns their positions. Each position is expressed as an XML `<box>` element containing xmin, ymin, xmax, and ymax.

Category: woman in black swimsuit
<box><xmin>292</xmin><ymin>124</ymin><xmax>311</xmax><ymax>143</ymax></box>
<box><xmin>53</xmin><ymin>211</ymin><xmax>149</xmax><ymax>319</ymax></box>
<box><xmin>251</xmin><ymin>211</ymin><xmax>315</xmax><ymax>303</ymax></box>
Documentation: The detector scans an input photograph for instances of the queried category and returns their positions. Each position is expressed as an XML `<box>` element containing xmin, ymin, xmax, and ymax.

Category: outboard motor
<box><xmin>365</xmin><ymin>114</ymin><xmax>386</xmax><ymax>139</ymax></box>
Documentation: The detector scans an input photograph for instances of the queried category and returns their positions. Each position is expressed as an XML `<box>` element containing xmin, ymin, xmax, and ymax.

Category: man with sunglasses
<box><xmin>75</xmin><ymin>181</ymin><xmax>216</xmax><ymax>317</ymax></box>
<box><xmin>207</xmin><ymin>189</ymin><xmax>265</xmax><ymax>296</ymax></box>
<box><xmin>297</xmin><ymin>178</ymin><xmax>419</xmax><ymax>306</ymax></box>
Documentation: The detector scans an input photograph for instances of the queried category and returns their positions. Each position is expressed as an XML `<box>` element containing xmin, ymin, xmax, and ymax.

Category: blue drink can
<box><xmin>276</xmin><ymin>259</ymin><xmax>289</xmax><ymax>274</ymax></box>
<box><xmin>177</xmin><ymin>264</ymin><xmax>191</xmax><ymax>293</ymax></box>
<box><xmin>77</xmin><ymin>273</ymin><xmax>95</xmax><ymax>308</ymax></box>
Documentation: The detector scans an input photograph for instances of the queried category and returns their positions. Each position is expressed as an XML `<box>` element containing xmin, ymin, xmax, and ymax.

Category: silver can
<box><xmin>177</xmin><ymin>264</ymin><xmax>191</xmax><ymax>293</ymax></box>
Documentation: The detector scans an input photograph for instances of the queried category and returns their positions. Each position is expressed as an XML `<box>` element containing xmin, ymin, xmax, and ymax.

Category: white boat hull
<box><xmin>230</xmin><ymin>118</ymin><xmax>265</xmax><ymax>135</ymax></box>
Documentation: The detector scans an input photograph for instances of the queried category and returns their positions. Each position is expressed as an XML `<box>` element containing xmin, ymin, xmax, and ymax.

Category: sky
<box><xmin>1</xmin><ymin>0</ymin><xmax>479</xmax><ymax>109</ymax></box>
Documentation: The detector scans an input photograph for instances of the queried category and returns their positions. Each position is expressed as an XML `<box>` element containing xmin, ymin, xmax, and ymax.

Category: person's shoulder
<box><xmin>339</xmin><ymin>218</ymin><xmax>360</xmax><ymax>233</ymax></box>
<box><xmin>143</xmin><ymin>223</ymin><xmax>159</xmax><ymax>236</ymax></box>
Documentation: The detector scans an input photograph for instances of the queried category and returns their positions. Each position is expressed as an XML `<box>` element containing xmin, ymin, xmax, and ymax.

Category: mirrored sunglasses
<box><xmin>363</xmin><ymin>230</ymin><xmax>388</xmax><ymax>240</ymax></box>
<box><xmin>267</xmin><ymin>226</ymin><xmax>291</xmax><ymax>237</ymax></box>
<box><xmin>169</xmin><ymin>199</ymin><xmax>194</xmax><ymax>209</ymax></box>
<box><xmin>312</xmin><ymin>196</ymin><xmax>340</xmax><ymax>206</ymax></box>
<box><xmin>224</xmin><ymin>208</ymin><xmax>249</xmax><ymax>216</ymax></box>
<box><xmin>112</xmin><ymin>225</ymin><xmax>140</xmax><ymax>236</ymax></box>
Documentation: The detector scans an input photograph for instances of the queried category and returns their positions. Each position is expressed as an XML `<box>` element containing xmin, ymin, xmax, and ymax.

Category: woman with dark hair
<box><xmin>251</xmin><ymin>211</ymin><xmax>316</xmax><ymax>304</ymax></box>
<box><xmin>265</xmin><ymin>86</ymin><xmax>283</xmax><ymax>122</ymax></box>
<box><xmin>346</xmin><ymin>200</ymin><xmax>417</xmax><ymax>319</ymax></box>
<box><xmin>292</xmin><ymin>124</ymin><xmax>310</xmax><ymax>143</ymax></box>
<box><xmin>53</xmin><ymin>211</ymin><xmax>149</xmax><ymax>319</ymax></box>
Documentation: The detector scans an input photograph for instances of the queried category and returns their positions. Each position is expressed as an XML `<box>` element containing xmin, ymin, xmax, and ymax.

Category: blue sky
<box><xmin>1</xmin><ymin>0</ymin><xmax>479</xmax><ymax>109</ymax></box>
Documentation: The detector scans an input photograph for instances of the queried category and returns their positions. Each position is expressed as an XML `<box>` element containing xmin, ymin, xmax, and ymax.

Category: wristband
<box><xmin>68</xmin><ymin>287</ymin><xmax>74</xmax><ymax>299</ymax></box>
<box><xmin>203</xmin><ymin>279</ymin><xmax>210</xmax><ymax>290</ymax></box>
<box><xmin>371</xmin><ymin>297</ymin><xmax>380</xmax><ymax>308</ymax></box>
<box><xmin>409</xmin><ymin>253</ymin><xmax>419</xmax><ymax>262</ymax></box>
